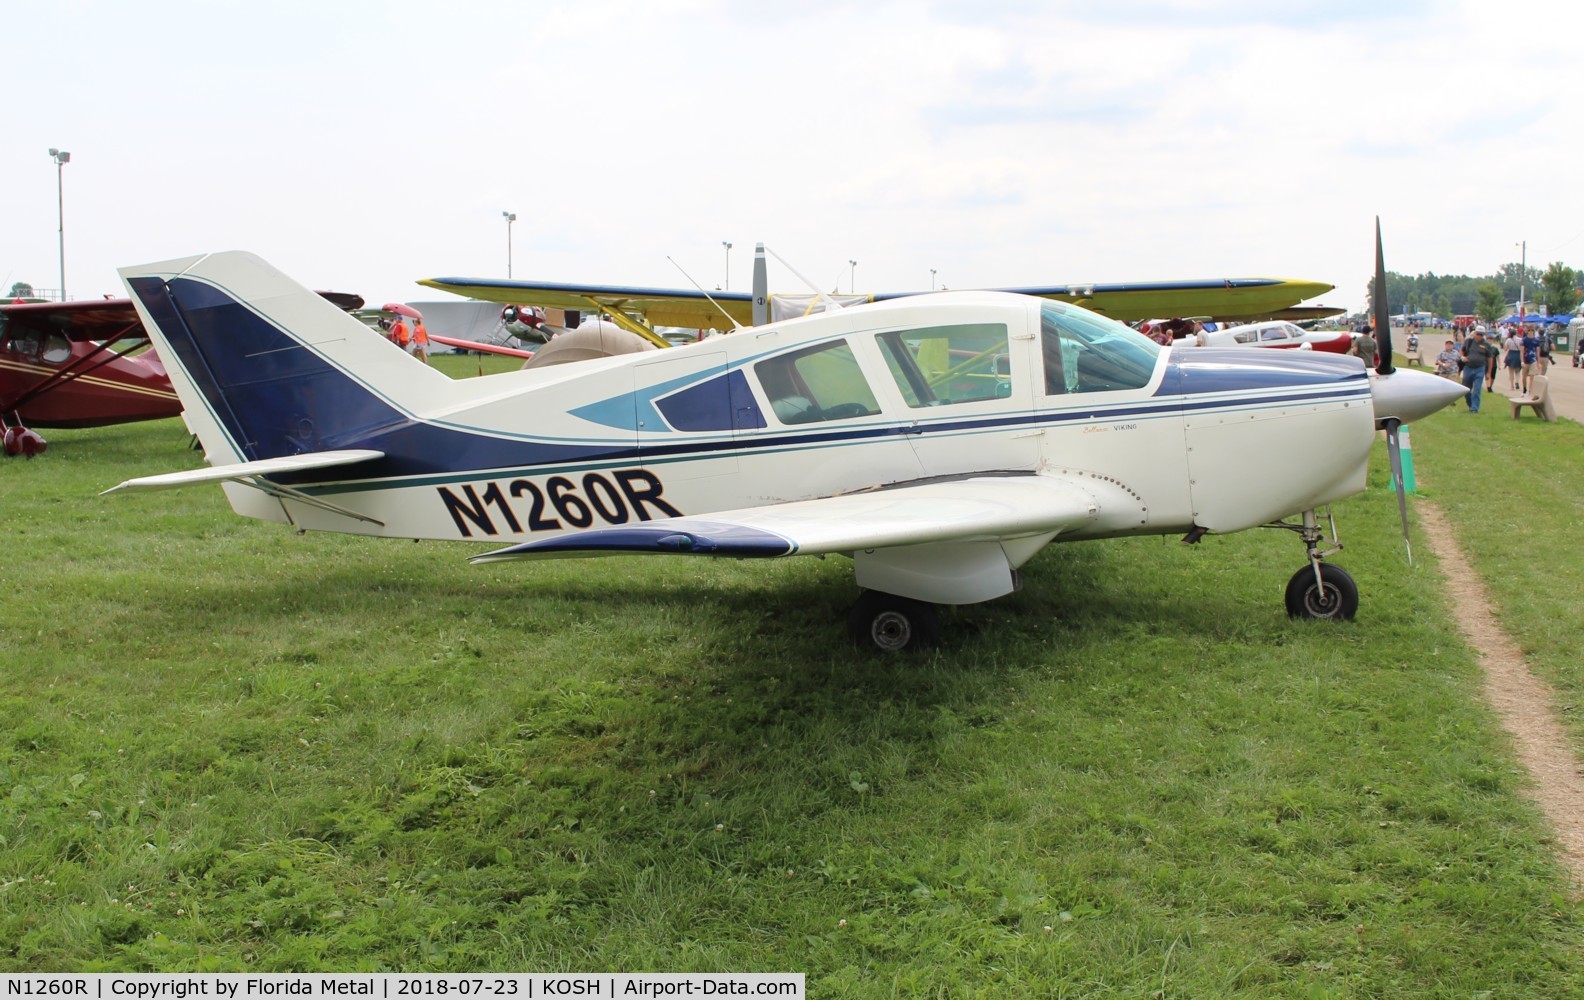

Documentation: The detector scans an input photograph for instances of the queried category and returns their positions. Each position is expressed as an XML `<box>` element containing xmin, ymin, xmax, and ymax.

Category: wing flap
<box><xmin>471</xmin><ymin>475</ymin><xmax>1100</xmax><ymax>563</ymax></box>
<box><xmin>103</xmin><ymin>449</ymin><xmax>385</xmax><ymax>494</ymax></box>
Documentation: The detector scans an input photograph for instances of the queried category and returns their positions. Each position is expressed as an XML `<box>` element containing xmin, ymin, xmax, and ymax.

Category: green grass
<box><xmin>1403</xmin><ymin>396</ymin><xmax>1584</xmax><ymax>749</ymax></box>
<box><xmin>1</xmin><ymin>388</ymin><xmax>1581</xmax><ymax>994</ymax></box>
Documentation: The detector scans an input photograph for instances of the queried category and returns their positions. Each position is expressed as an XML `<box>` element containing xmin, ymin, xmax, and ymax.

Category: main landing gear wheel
<box><xmin>847</xmin><ymin>591</ymin><xmax>941</xmax><ymax>652</ymax></box>
<box><xmin>1284</xmin><ymin>563</ymin><xmax>1359</xmax><ymax>621</ymax></box>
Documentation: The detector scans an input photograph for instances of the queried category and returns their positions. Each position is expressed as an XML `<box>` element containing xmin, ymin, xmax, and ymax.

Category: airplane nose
<box><xmin>1370</xmin><ymin>368</ymin><xmax>1468</xmax><ymax>427</ymax></box>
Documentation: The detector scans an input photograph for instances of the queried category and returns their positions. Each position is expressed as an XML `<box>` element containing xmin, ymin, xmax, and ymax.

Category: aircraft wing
<box><xmin>417</xmin><ymin>278</ymin><xmax>753</xmax><ymax>331</ymax></box>
<box><xmin>471</xmin><ymin>474</ymin><xmax>1099</xmax><ymax>563</ymax></box>
<box><xmin>419</xmin><ymin>276</ymin><xmax>1334</xmax><ymax>330</ymax></box>
<box><xmin>3</xmin><ymin>291</ymin><xmax>366</xmax><ymax>344</ymax></box>
<box><xmin>103</xmin><ymin>449</ymin><xmax>385</xmax><ymax>494</ymax></box>
<box><xmin>966</xmin><ymin>278</ymin><xmax>1337</xmax><ymax>323</ymax></box>
<box><xmin>428</xmin><ymin>334</ymin><xmax>535</xmax><ymax>359</ymax></box>
<box><xmin>1</xmin><ymin>299</ymin><xmax>146</xmax><ymax>342</ymax></box>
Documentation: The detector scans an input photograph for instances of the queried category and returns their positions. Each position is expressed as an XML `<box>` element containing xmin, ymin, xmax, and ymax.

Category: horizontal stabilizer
<box><xmin>471</xmin><ymin>475</ymin><xmax>1100</xmax><ymax>564</ymax></box>
<box><xmin>103</xmin><ymin>449</ymin><xmax>384</xmax><ymax>495</ymax></box>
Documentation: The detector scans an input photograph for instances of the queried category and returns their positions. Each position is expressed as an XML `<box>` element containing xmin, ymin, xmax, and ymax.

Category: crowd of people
<box><xmin>1429</xmin><ymin>324</ymin><xmax>1554</xmax><ymax>413</ymax></box>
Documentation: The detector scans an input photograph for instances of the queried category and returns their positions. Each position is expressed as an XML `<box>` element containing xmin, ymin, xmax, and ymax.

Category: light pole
<box><xmin>722</xmin><ymin>241</ymin><xmax>732</xmax><ymax>291</ymax></box>
<box><xmin>48</xmin><ymin>148</ymin><xmax>70</xmax><ymax>300</ymax></box>
<box><xmin>1515</xmin><ymin>240</ymin><xmax>1526</xmax><ymax>317</ymax></box>
<box><xmin>930</xmin><ymin>268</ymin><xmax>937</xmax><ymax>291</ymax></box>
<box><xmin>848</xmin><ymin>259</ymin><xmax>857</xmax><ymax>294</ymax></box>
<box><xmin>503</xmin><ymin>211</ymin><xmax>516</xmax><ymax>279</ymax></box>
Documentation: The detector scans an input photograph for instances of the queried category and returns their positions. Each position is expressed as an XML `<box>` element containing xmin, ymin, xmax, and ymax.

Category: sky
<box><xmin>6</xmin><ymin>0</ymin><xmax>1582</xmax><ymax>314</ymax></box>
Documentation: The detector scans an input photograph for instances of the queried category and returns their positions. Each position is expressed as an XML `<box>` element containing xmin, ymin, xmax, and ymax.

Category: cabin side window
<box><xmin>754</xmin><ymin>339</ymin><xmax>880</xmax><ymax>425</ymax></box>
<box><xmin>41</xmin><ymin>333</ymin><xmax>71</xmax><ymax>364</ymax></box>
<box><xmin>875</xmin><ymin>323</ymin><xmax>1011</xmax><ymax>408</ymax></box>
<box><xmin>1040</xmin><ymin>303</ymin><xmax>1160</xmax><ymax>395</ymax></box>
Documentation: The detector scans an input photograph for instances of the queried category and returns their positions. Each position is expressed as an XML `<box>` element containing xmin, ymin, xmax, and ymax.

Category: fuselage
<box><xmin>0</xmin><ymin>334</ymin><xmax>180</xmax><ymax>428</ymax></box>
<box><xmin>1200</xmin><ymin>320</ymin><xmax>1355</xmax><ymax>354</ymax></box>
<box><xmin>194</xmin><ymin>291</ymin><xmax>1375</xmax><ymax>547</ymax></box>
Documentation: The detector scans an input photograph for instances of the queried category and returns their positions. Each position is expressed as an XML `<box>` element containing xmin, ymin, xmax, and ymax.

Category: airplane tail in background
<box><xmin>119</xmin><ymin>252</ymin><xmax>451</xmax><ymax>465</ymax></box>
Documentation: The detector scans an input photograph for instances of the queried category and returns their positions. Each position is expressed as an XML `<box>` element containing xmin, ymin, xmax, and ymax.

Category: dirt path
<box><xmin>1417</xmin><ymin>499</ymin><xmax>1584</xmax><ymax>885</ymax></box>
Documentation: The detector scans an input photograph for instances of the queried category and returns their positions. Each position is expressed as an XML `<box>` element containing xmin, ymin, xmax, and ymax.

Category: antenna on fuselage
<box><xmin>763</xmin><ymin>245</ymin><xmax>846</xmax><ymax>315</ymax></box>
<box><xmin>666</xmin><ymin>256</ymin><xmax>745</xmax><ymax>333</ymax></box>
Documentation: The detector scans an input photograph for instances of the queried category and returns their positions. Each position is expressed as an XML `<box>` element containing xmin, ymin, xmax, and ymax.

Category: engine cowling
<box><xmin>501</xmin><ymin>305</ymin><xmax>551</xmax><ymax>344</ymax></box>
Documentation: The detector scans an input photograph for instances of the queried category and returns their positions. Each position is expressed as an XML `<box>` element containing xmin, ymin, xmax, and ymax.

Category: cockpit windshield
<box><xmin>1040</xmin><ymin>303</ymin><xmax>1160</xmax><ymax>395</ymax></box>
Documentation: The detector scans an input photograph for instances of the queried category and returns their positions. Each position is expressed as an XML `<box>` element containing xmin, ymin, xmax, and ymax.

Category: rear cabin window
<box><xmin>1041</xmin><ymin>303</ymin><xmax>1160</xmax><ymax>395</ymax></box>
<box><xmin>754</xmin><ymin>339</ymin><xmax>880</xmax><ymax>425</ymax></box>
<box><xmin>875</xmin><ymin>323</ymin><xmax>1011</xmax><ymax>407</ymax></box>
<box><xmin>41</xmin><ymin>333</ymin><xmax>71</xmax><ymax>364</ymax></box>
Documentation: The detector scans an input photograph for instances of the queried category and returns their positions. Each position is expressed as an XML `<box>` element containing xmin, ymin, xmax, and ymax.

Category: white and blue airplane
<box><xmin>107</xmin><ymin>241</ymin><xmax>1463</xmax><ymax>650</ymax></box>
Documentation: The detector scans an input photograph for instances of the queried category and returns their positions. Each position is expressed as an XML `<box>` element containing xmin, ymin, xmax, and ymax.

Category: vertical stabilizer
<box><xmin>119</xmin><ymin>251</ymin><xmax>451</xmax><ymax>465</ymax></box>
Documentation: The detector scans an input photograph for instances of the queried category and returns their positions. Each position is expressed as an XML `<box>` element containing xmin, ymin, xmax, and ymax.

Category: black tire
<box><xmin>847</xmin><ymin>591</ymin><xmax>941</xmax><ymax>652</ymax></box>
<box><xmin>1284</xmin><ymin>563</ymin><xmax>1359</xmax><ymax>621</ymax></box>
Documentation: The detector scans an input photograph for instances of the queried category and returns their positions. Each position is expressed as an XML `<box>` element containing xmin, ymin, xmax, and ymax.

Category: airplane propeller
<box><xmin>1372</xmin><ymin>218</ymin><xmax>1419</xmax><ymax>564</ymax></box>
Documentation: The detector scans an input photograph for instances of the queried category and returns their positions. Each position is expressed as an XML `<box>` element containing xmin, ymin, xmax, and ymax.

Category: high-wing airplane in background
<box><xmin>1</xmin><ymin>291</ymin><xmax>364</xmax><ymax>456</ymax></box>
<box><xmin>107</xmin><ymin>225</ymin><xmax>1461</xmax><ymax>650</ymax></box>
<box><xmin>0</xmin><ymin>299</ymin><xmax>181</xmax><ymax>456</ymax></box>
<box><xmin>417</xmin><ymin>244</ymin><xmax>1344</xmax><ymax>348</ymax></box>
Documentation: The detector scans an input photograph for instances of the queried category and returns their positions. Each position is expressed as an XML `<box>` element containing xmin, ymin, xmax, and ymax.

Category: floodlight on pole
<box><xmin>49</xmin><ymin>148</ymin><xmax>70</xmax><ymax>301</ymax></box>
<box><xmin>1515</xmin><ymin>240</ymin><xmax>1526</xmax><ymax>317</ymax></box>
<box><xmin>930</xmin><ymin>268</ymin><xmax>937</xmax><ymax>291</ymax></box>
<box><xmin>722</xmin><ymin>241</ymin><xmax>733</xmax><ymax>291</ymax></box>
<box><xmin>503</xmin><ymin>211</ymin><xmax>517</xmax><ymax>279</ymax></box>
<box><xmin>849</xmin><ymin>259</ymin><xmax>857</xmax><ymax>294</ymax></box>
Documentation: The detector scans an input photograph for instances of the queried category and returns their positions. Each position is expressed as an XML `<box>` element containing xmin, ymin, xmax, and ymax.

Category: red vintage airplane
<box><xmin>0</xmin><ymin>298</ymin><xmax>179</xmax><ymax>456</ymax></box>
<box><xmin>1</xmin><ymin>291</ymin><xmax>367</xmax><ymax>457</ymax></box>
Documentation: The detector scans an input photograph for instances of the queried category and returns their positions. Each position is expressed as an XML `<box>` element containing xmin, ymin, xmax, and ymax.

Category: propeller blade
<box><xmin>1384</xmin><ymin>417</ymin><xmax>1412</xmax><ymax>565</ymax></box>
<box><xmin>1374</xmin><ymin>217</ymin><xmax>1395</xmax><ymax>377</ymax></box>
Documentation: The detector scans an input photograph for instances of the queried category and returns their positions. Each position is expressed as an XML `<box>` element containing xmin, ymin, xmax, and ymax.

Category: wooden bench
<box><xmin>1509</xmin><ymin>375</ymin><xmax>1556</xmax><ymax>421</ymax></box>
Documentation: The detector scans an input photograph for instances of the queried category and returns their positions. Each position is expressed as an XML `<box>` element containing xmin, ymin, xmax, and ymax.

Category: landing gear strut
<box><xmin>847</xmin><ymin>590</ymin><xmax>941</xmax><ymax>652</ymax></box>
<box><xmin>1271</xmin><ymin>508</ymin><xmax>1358</xmax><ymax>621</ymax></box>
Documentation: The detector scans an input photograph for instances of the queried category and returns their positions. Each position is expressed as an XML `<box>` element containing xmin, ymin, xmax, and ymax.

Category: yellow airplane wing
<box><xmin>416</xmin><ymin>278</ymin><xmax>751</xmax><ymax>340</ymax></box>
<box><xmin>418</xmin><ymin>275</ymin><xmax>1336</xmax><ymax>333</ymax></box>
<box><xmin>962</xmin><ymin>278</ymin><xmax>1337</xmax><ymax>323</ymax></box>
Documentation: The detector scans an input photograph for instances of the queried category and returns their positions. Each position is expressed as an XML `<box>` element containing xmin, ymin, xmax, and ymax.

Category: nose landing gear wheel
<box><xmin>1284</xmin><ymin>563</ymin><xmax>1359</xmax><ymax>621</ymax></box>
<box><xmin>848</xmin><ymin>591</ymin><xmax>941</xmax><ymax>652</ymax></box>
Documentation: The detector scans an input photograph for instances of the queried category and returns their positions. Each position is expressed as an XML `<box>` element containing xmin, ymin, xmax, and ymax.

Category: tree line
<box><xmin>1366</xmin><ymin>263</ymin><xmax>1582</xmax><ymax>322</ymax></box>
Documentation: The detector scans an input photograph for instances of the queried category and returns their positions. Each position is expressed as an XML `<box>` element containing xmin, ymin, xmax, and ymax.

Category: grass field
<box><xmin>2</xmin><ymin>360</ymin><xmax>1581</xmax><ymax>995</ymax></box>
